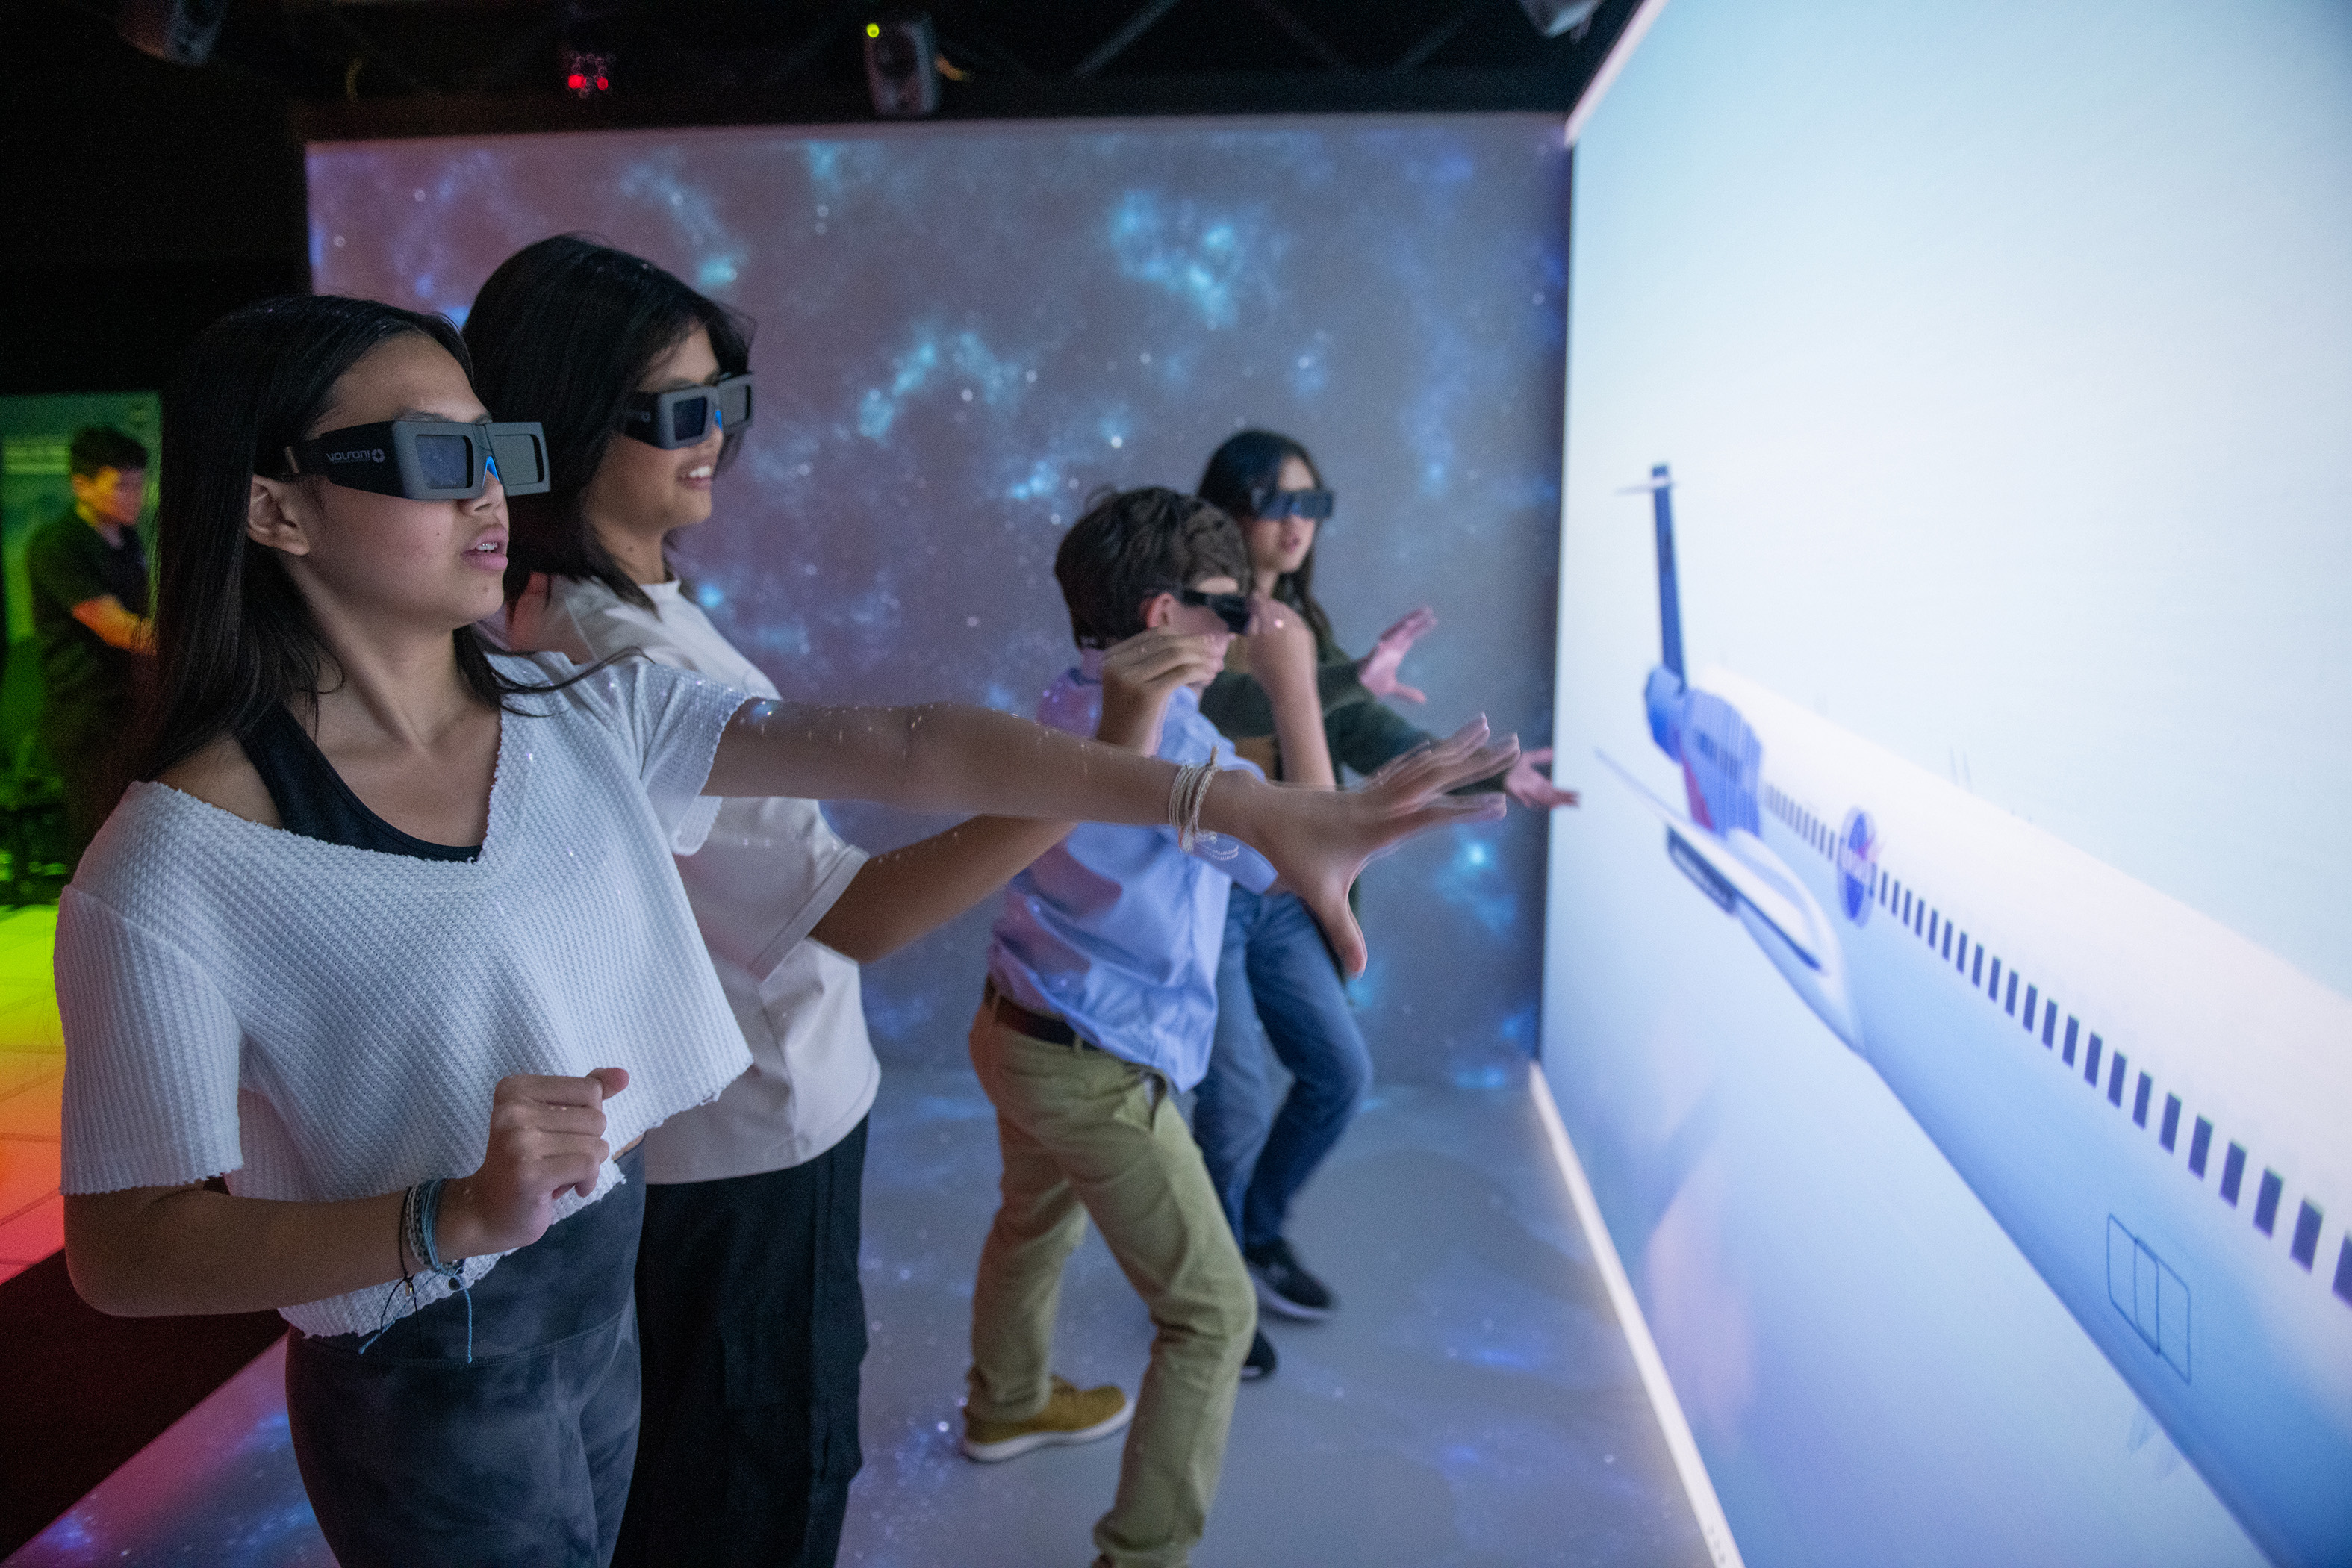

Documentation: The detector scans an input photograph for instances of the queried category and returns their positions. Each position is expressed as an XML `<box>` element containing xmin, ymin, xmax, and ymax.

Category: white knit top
<box><xmin>55</xmin><ymin>653</ymin><xmax>756</xmax><ymax>1337</ymax></box>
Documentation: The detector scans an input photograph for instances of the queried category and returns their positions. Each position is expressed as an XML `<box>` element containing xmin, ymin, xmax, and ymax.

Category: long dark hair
<box><xmin>146</xmin><ymin>295</ymin><xmax>567</xmax><ymax>781</ymax></box>
<box><xmin>464</xmin><ymin>235</ymin><xmax>753</xmax><ymax>611</ymax></box>
<box><xmin>1197</xmin><ymin>429</ymin><xmax>1338</xmax><ymax>657</ymax></box>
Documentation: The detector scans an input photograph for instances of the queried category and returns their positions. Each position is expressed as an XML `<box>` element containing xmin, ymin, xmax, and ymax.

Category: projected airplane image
<box><xmin>1596</xmin><ymin>465</ymin><xmax>2352</xmax><ymax>1568</ymax></box>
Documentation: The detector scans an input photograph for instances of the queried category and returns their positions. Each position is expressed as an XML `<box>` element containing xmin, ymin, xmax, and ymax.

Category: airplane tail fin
<box><xmin>1632</xmin><ymin>463</ymin><xmax>1689</xmax><ymax>758</ymax></box>
<box><xmin>1651</xmin><ymin>463</ymin><xmax>1684</xmax><ymax>679</ymax></box>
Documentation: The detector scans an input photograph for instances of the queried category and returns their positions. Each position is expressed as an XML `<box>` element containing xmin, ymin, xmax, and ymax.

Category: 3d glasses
<box><xmin>1178</xmin><ymin>587</ymin><xmax>1253</xmax><ymax>635</ymax></box>
<box><xmin>1245</xmin><ymin>486</ymin><xmax>1334</xmax><ymax>521</ymax></box>
<box><xmin>620</xmin><ymin>374</ymin><xmax>756</xmax><ymax>449</ymax></box>
<box><xmin>287</xmin><ymin>420</ymin><xmax>550</xmax><ymax>500</ymax></box>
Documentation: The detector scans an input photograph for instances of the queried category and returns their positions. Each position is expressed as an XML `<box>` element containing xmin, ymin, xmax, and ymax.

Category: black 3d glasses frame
<box><xmin>287</xmin><ymin>420</ymin><xmax>551</xmax><ymax>501</ymax></box>
<box><xmin>1245</xmin><ymin>486</ymin><xmax>1335</xmax><ymax>521</ymax></box>
<box><xmin>1177</xmin><ymin>588</ymin><xmax>1253</xmax><ymax>635</ymax></box>
<box><xmin>620</xmin><ymin>374</ymin><xmax>756</xmax><ymax>449</ymax></box>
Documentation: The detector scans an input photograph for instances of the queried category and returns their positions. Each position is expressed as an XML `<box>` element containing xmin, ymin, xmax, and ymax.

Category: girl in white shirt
<box><xmin>57</xmin><ymin>292</ymin><xmax>1514</xmax><ymax>1567</ymax></box>
<box><xmin>467</xmin><ymin>234</ymin><xmax>1079</xmax><ymax>1566</ymax></box>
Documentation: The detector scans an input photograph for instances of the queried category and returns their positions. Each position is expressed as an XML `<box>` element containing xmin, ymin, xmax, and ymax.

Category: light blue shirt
<box><xmin>986</xmin><ymin>652</ymin><xmax>1276</xmax><ymax>1091</ymax></box>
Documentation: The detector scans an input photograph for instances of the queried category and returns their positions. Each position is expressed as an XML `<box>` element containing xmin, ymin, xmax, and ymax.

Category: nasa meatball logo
<box><xmin>1837</xmin><ymin>809</ymin><xmax>1876</xmax><ymax>924</ymax></box>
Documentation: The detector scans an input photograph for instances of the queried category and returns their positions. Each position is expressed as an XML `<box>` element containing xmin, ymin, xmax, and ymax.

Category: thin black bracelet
<box><xmin>361</xmin><ymin>1183</ymin><xmax>424</xmax><ymax>1357</ymax></box>
<box><xmin>404</xmin><ymin>1181</ymin><xmax>429</xmax><ymax>1288</ymax></box>
<box><xmin>395</xmin><ymin>1183</ymin><xmax>417</xmax><ymax>1291</ymax></box>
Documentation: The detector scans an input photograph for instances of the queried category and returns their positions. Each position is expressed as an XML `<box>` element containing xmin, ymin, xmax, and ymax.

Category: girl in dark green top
<box><xmin>1190</xmin><ymin>430</ymin><xmax>1575</xmax><ymax>1378</ymax></box>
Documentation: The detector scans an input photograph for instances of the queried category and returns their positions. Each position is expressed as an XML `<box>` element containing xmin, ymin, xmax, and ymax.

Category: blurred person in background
<box><xmin>28</xmin><ymin>426</ymin><xmax>154</xmax><ymax>863</ymax></box>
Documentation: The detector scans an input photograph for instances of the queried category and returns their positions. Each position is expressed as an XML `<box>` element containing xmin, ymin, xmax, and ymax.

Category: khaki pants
<box><xmin>966</xmin><ymin>1006</ymin><xmax>1255</xmax><ymax>1568</ymax></box>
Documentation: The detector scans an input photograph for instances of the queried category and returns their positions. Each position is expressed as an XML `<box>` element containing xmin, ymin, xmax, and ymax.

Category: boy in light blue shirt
<box><xmin>962</xmin><ymin>487</ymin><xmax>1333</xmax><ymax>1568</ymax></box>
<box><xmin>986</xmin><ymin>644</ymin><xmax>1283</xmax><ymax>1085</ymax></box>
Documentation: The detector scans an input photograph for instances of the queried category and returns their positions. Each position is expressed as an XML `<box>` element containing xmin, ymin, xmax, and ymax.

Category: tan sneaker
<box><xmin>961</xmin><ymin>1375</ymin><xmax>1133</xmax><ymax>1463</ymax></box>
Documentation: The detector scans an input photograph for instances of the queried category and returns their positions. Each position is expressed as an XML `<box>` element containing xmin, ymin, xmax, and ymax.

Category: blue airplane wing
<box><xmin>1597</xmin><ymin>750</ymin><xmax>1823</xmax><ymax>970</ymax></box>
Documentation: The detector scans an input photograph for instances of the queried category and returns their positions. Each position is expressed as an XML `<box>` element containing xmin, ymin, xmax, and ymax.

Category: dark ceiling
<box><xmin>1</xmin><ymin>0</ymin><xmax>1635</xmax><ymax>392</ymax></box>
<box><xmin>268</xmin><ymin>2</ymin><xmax>1621</xmax><ymax>107</ymax></box>
<box><xmin>252</xmin><ymin>0</ymin><xmax>1640</xmax><ymax>136</ymax></box>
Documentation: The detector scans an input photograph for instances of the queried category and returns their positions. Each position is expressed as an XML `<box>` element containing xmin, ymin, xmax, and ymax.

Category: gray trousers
<box><xmin>285</xmin><ymin>1148</ymin><xmax>646</xmax><ymax>1567</ymax></box>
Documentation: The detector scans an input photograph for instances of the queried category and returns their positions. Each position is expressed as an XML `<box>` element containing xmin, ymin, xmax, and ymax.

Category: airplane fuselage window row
<box><xmin>1757</xmin><ymin>781</ymin><xmax>2350</xmax><ymax>1316</ymax></box>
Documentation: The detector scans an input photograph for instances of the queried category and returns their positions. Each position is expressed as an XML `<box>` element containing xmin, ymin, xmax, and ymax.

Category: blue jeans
<box><xmin>1191</xmin><ymin>886</ymin><xmax>1372</xmax><ymax>1255</ymax></box>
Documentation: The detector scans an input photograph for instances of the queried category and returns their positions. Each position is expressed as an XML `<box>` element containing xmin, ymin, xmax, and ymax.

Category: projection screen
<box><xmin>1545</xmin><ymin>3</ymin><xmax>2352</xmax><ymax>1566</ymax></box>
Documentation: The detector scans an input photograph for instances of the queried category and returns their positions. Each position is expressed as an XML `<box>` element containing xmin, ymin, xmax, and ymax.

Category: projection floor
<box><xmin>0</xmin><ymin>906</ymin><xmax>64</xmax><ymax>1288</ymax></box>
<box><xmin>849</xmin><ymin>1068</ymin><xmax>1702</xmax><ymax>1568</ymax></box>
<box><xmin>7</xmin><ymin>1068</ymin><xmax>1702</xmax><ymax>1568</ymax></box>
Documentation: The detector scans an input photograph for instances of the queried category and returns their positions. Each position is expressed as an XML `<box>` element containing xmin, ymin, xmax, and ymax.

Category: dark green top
<box><xmin>1199</xmin><ymin>641</ymin><xmax>1505</xmax><ymax>791</ymax></box>
<box><xmin>27</xmin><ymin>506</ymin><xmax>150</xmax><ymax>729</ymax></box>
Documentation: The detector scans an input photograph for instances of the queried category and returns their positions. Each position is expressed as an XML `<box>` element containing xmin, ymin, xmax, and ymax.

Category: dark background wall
<box><xmin>0</xmin><ymin>2</ymin><xmax>307</xmax><ymax>396</ymax></box>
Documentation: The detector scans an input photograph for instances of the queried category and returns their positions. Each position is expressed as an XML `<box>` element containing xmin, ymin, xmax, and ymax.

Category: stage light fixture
<box><xmin>863</xmin><ymin>13</ymin><xmax>939</xmax><ymax>118</ymax></box>
<box><xmin>1516</xmin><ymin>0</ymin><xmax>1602</xmax><ymax>39</ymax></box>
<box><xmin>114</xmin><ymin>0</ymin><xmax>232</xmax><ymax>65</ymax></box>
<box><xmin>563</xmin><ymin>47</ymin><xmax>615</xmax><ymax>96</ymax></box>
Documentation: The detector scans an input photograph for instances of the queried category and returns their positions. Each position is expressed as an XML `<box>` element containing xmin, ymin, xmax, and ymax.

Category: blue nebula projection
<box><xmin>856</xmin><ymin>327</ymin><xmax>1028</xmax><ymax>440</ymax></box>
<box><xmin>1107</xmin><ymin>190</ymin><xmax>1258</xmax><ymax>329</ymax></box>
<box><xmin>1437</xmin><ymin>825</ymin><xmax>1519</xmax><ymax>936</ymax></box>
<box><xmin>309</xmin><ymin>115</ymin><xmax>1569</xmax><ymax>1083</ymax></box>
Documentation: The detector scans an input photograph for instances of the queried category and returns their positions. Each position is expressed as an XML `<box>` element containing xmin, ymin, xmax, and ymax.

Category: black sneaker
<box><xmin>1244</xmin><ymin>1238</ymin><xmax>1335</xmax><ymax>1321</ymax></box>
<box><xmin>1240</xmin><ymin>1328</ymin><xmax>1278</xmax><ymax>1381</ymax></box>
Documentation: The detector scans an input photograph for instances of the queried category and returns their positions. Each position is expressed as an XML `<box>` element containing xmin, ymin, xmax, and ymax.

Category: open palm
<box><xmin>1356</xmin><ymin>606</ymin><xmax>1437</xmax><ymax>704</ymax></box>
<box><xmin>1257</xmin><ymin>718</ymin><xmax>1516</xmax><ymax>974</ymax></box>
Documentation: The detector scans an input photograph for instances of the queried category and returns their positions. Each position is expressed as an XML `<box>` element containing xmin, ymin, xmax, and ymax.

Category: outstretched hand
<box><xmin>1238</xmin><ymin>718</ymin><xmax>1518</xmax><ymax>976</ymax></box>
<box><xmin>441</xmin><ymin>1067</ymin><xmax>629</xmax><ymax>1262</ymax></box>
<box><xmin>1356</xmin><ymin>606</ymin><xmax>1437</xmax><ymax>705</ymax></box>
<box><xmin>1504</xmin><ymin>747</ymin><xmax>1579</xmax><ymax>811</ymax></box>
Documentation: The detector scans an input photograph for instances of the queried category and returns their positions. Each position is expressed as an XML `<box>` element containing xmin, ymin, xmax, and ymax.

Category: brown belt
<box><xmin>983</xmin><ymin>980</ymin><xmax>1083</xmax><ymax>1048</ymax></box>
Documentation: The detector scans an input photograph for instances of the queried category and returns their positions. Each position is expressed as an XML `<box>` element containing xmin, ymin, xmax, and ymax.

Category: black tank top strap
<box><xmin>239</xmin><ymin>704</ymin><xmax>481</xmax><ymax>862</ymax></box>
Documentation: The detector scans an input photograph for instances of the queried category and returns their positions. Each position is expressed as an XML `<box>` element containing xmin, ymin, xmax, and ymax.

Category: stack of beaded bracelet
<box><xmin>410</xmin><ymin>1177</ymin><xmax>474</xmax><ymax>1363</ymax></box>
<box><xmin>361</xmin><ymin>1177</ymin><xmax>475</xmax><ymax>1361</ymax></box>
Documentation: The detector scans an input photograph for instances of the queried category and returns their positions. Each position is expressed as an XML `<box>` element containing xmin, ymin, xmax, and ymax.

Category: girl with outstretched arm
<box><xmin>55</xmin><ymin>296</ymin><xmax>1513</xmax><ymax>1567</ymax></box>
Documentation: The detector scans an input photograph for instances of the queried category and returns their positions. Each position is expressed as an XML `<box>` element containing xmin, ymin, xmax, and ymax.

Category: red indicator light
<box><xmin>563</xmin><ymin>49</ymin><xmax>613</xmax><ymax>96</ymax></box>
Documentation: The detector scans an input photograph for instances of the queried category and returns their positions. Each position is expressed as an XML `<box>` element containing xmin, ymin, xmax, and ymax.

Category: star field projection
<box><xmin>310</xmin><ymin>117</ymin><xmax>1568</xmax><ymax>1083</ymax></box>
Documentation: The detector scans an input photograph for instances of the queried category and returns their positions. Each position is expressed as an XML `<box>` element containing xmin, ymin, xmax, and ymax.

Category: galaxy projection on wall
<box><xmin>308</xmin><ymin>115</ymin><xmax>1572</xmax><ymax>1083</ymax></box>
